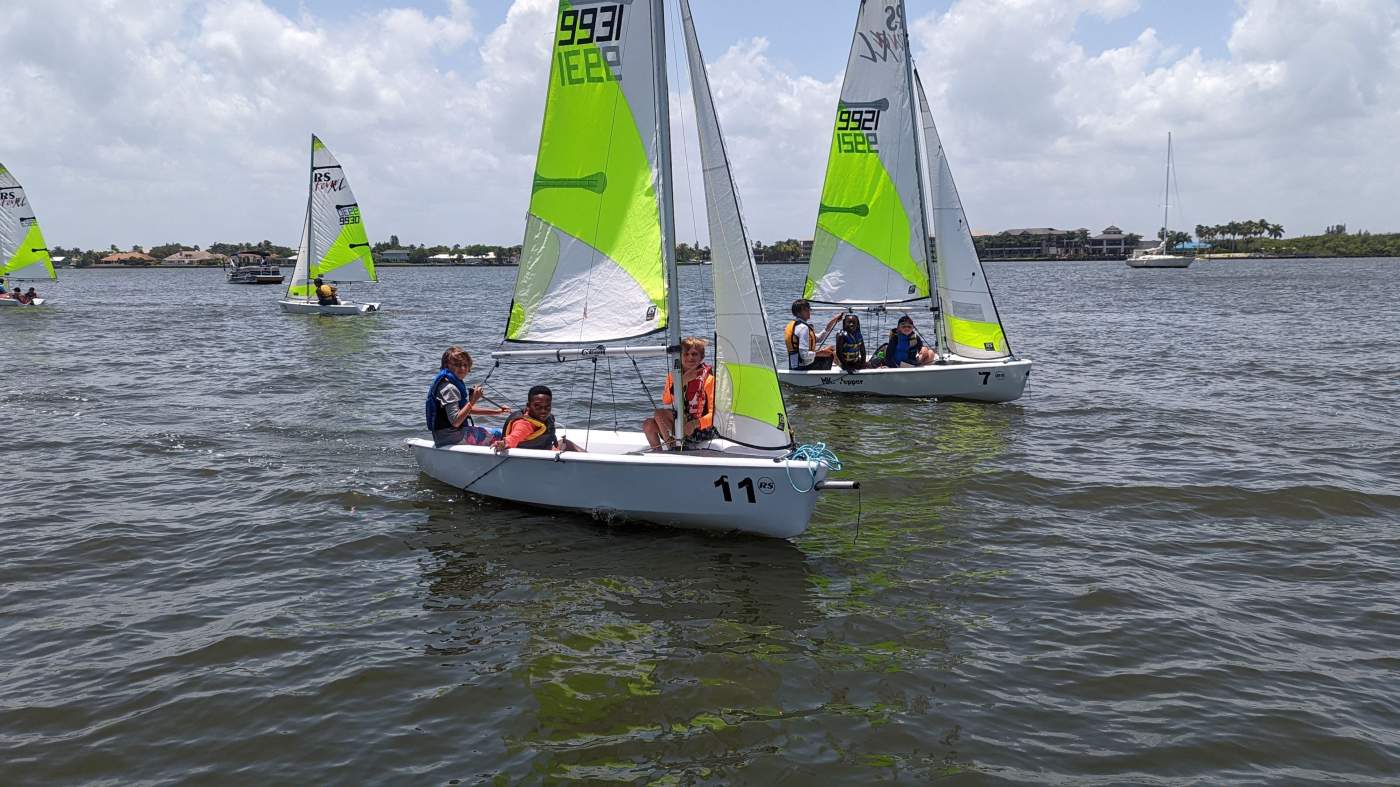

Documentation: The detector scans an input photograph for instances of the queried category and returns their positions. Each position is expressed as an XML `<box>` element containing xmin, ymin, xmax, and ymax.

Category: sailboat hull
<box><xmin>0</xmin><ymin>297</ymin><xmax>47</xmax><ymax>307</ymax></box>
<box><xmin>777</xmin><ymin>358</ymin><xmax>1031</xmax><ymax>402</ymax></box>
<box><xmin>277</xmin><ymin>299</ymin><xmax>380</xmax><ymax>315</ymax></box>
<box><xmin>407</xmin><ymin>430</ymin><xmax>828</xmax><ymax>539</ymax></box>
<box><xmin>1126</xmin><ymin>255</ymin><xmax>1193</xmax><ymax>269</ymax></box>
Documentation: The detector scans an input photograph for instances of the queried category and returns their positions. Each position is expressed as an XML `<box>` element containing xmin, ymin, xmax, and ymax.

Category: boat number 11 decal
<box><xmin>556</xmin><ymin>4</ymin><xmax>625</xmax><ymax>86</ymax></box>
<box><xmin>714</xmin><ymin>475</ymin><xmax>776</xmax><ymax>503</ymax></box>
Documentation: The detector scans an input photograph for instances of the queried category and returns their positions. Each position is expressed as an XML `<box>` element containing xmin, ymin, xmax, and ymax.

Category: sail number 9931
<box><xmin>556</xmin><ymin>4</ymin><xmax>624</xmax><ymax>86</ymax></box>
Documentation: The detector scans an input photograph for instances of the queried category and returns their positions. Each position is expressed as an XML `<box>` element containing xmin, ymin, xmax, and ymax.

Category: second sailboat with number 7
<box><xmin>778</xmin><ymin>0</ymin><xmax>1030</xmax><ymax>402</ymax></box>
<box><xmin>278</xmin><ymin>135</ymin><xmax>381</xmax><ymax>315</ymax></box>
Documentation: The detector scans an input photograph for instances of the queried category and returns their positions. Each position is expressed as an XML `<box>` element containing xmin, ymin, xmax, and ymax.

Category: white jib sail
<box><xmin>506</xmin><ymin>0</ymin><xmax>669</xmax><ymax>344</ymax></box>
<box><xmin>309</xmin><ymin>136</ymin><xmax>376</xmax><ymax>284</ymax></box>
<box><xmin>0</xmin><ymin>163</ymin><xmax>56</xmax><ymax>281</ymax></box>
<box><xmin>915</xmin><ymin>70</ymin><xmax>1011</xmax><ymax>360</ymax></box>
<box><xmin>286</xmin><ymin>209</ymin><xmax>312</xmax><ymax>299</ymax></box>
<box><xmin>680</xmin><ymin>0</ymin><xmax>791</xmax><ymax>450</ymax></box>
<box><xmin>804</xmin><ymin>0</ymin><xmax>930</xmax><ymax>305</ymax></box>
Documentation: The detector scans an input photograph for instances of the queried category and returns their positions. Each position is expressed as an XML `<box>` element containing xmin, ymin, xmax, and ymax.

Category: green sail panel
<box><xmin>507</xmin><ymin>0</ymin><xmax>667</xmax><ymax>343</ymax></box>
<box><xmin>915</xmin><ymin>71</ymin><xmax>1010</xmax><ymax>360</ymax></box>
<box><xmin>803</xmin><ymin>0</ymin><xmax>929</xmax><ymax>305</ymax></box>
<box><xmin>681</xmin><ymin>0</ymin><xmax>791</xmax><ymax>449</ymax></box>
<box><xmin>0</xmin><ymin>163</ymin><xmax>57</xmax><ymax>281</ymax></box>
<box><xmin>308</xmin><ymin>136</ymin><xmax>376</xmax><ymax>284</ymax></box>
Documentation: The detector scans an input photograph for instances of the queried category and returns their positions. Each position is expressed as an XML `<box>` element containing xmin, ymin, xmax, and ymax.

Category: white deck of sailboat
<box><xmin>1126</xmin><ymin>254</ymin><xmax>1193</xmax><ymax>268</ymax></box>
<box><xmin>777</xmin><ymin>356</ymin><xmax>1031</xmax><ymax>401</ymax></box>
<box><xmin>408</xmin><ymin>428</ymin><xmax>830</xmax><ymax>538</ymax></box>
<box><xmin>278</xmin><ymin>299</ymin><xmax>380</xmax><ymax>315</ymax></box>
<box><xmin>0</xmin><ymin>297</ymin><xmax>47</xmax><ymax>307</ymax></box>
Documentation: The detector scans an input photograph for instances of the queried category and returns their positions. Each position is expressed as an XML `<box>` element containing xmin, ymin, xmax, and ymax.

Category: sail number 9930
<box><xmin>556</xmin><ymin>4</ymin><xmax>625</xmax><ymax>86</ymax></box>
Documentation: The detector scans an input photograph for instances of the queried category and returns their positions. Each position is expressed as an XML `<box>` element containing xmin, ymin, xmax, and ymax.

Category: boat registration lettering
<box><xmin>557</xmin><ymin>4</ymin><xmax>624</xmax><ymax>86</ymax></box>
<box><xmin>714</xmin><ymin>474</ymin><xmax>760</xmax><ymax>504</ymax></box>
<box><xmin>836</xmin><ymin>108</ymin><xmax>880</xmax><ymax>154</ymax></box>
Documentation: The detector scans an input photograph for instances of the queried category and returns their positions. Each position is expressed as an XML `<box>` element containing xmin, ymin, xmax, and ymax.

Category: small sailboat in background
<box><xmin>0</xmin><ymin>162</ymin><xmax>57</xmax><ymax>307</ymax></box>
<box><xmin>278</xmin><ymin>135</ymin><xmax>381</xmax><ymax>315</ymax></box>
<box><xmin>409</xmin><ymin>0</ymin><xmax>853</xmax><ymax>538</ymax></box>
<box><xmin>1127</xmin><ymin>132</ymin><xmax>1193</xmax><ymax>269</ymax></box>
<box><xmin>777</xmin><ymin>0</ymin><xmax>1030</xmax><ymax>402</ymax></box>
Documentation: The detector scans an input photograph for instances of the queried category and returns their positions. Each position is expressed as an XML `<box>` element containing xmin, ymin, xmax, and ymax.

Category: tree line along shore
<box><xmin>46</xmin><ymin>226</ymin><xmax>1400</xmax><ymax>269</ymax></box>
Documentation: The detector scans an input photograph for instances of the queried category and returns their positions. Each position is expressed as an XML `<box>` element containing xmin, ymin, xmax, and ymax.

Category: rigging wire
<box><xmin>668</xmin><ymin>0</ymin><xmax>703</xmax><ymax>257</ymax></box>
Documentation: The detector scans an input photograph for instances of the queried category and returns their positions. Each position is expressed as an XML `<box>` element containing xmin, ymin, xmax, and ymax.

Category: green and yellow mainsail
<box><xmin>0</xmin><ymin>163</ymin><xmax>56</xmax><ymax>282</ymax></box>
<box><xmin>287</xmin><ymin>135</ymin><xmax>376</xmax><ymax>299</ymax></box>
<box><xmin>680</xmin><ymin>0</ymin><xmax>790</xmax><ymax>449</ymax></box>
<box><xmin>506</xmin><ymin>0</ymin><xmax>667</xmax><ymax>343</ymax></box>
<box><xmin>804</xmin><ymin>0</ymin><xmax>929</xmax><ymax>305</ymax></box>
<box><xmin>915</xmin><ymin>71</ymin><xmax>1010</xmax><ymax>360</ymax></box>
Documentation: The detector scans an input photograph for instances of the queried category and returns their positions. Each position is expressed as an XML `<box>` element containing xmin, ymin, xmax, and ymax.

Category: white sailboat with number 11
<box><xmin>408</xmin><ymin>0</ymin><xmax>855</xmax><ymax>538</ymax></box>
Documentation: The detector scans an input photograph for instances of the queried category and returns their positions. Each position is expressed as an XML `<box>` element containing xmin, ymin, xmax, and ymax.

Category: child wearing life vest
<box><xmin>642</xmin><ymin>336</ymin><xmax>715</xmax><ymax>450</ymax></box>
<box><xmin>426</xmin><ymin>346</ymin><xmax>510</xmax><ymax>447</ymax></box>
<box><xmin>834</xmin><ymin>313</ymin><xmax>867</xmax><ymax>371</ymax></box>
<box><xmin>493</xmin><ymin>385</ymin><xmax>583</xmax><ymax>453</ymax></box>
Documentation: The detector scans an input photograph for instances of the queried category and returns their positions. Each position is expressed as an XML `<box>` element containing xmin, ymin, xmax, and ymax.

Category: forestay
<box><xmin>288</xmin><ymin>136</ymin><xmax>376</xmax><ymax>299</ymax></box>
<box><xmin>507</xmin><ymin>0</ymin><xmax>668</xmax><ymax>344</ymax></box>
<box><xmin>680</xmin><ymin>0</ymin><xmax>791</xmax><ymax>450</ymax></box>
<box><xmin>0</xmin><ymin>163</ymin><xmax>56</xmax><ymax>281</ymax></box>
<box><xmin>915</xmin><ymin>72</ymin><xmax>1010</xmax><ymax>359</ymax></box>
<box><xmin>804</xmin><ymin>0</ymin><xmax>929</xmax><ymax>305</ymax></box>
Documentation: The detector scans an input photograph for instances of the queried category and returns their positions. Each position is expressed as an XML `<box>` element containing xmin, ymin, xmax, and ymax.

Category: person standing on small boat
<box><xmin>493</xmin><ymin>385</ymin><xmax>583</xmax><ymax>453</ymax></box>
<box><xmin>785</xmin><ymin>299</ymin><xmax>841</xmax><ymax>371</ymax></box>
<box><xmin>642</xmin><ymin>336</ymin><xmax>715</xmax><ymax>450</ymax></box>
<box><xmin>884</xmin><ymin>315</ymin><xmax>936</xmax><ymax>367</ymax></box>
<box><xmin>834</xmin><ymin>314</ymin><xmax>867</xmax><ymax>371</ymax></box>
<box><xmin>426</xmin><ymin>347</ymin><xmax>509</xmax><ymax>447</ymax></box>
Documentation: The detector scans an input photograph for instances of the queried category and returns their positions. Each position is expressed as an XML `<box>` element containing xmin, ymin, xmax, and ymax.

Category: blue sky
<box><xmin>264</xmin><ymin>0</ymin><xmax>1239</xmax><ymax>82</ymax></box>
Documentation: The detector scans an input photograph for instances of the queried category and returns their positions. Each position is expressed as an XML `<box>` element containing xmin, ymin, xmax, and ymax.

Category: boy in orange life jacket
<box><xmin>642</xmin><ymin>336</ymin><xmax>716</xmax><ymax>450</ymax></box>
<box><xmin>492</xmin><ymin>385</ymin><xmax>583</xmax><ymax>454</ymax></box>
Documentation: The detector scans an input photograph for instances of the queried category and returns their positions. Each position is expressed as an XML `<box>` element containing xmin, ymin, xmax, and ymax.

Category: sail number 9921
<box><xmin>836</xmin><ymin>107</ymin><xmax>880</xmax><ymax>154</ymax></box>
<box><xmin>556</xmin><ymin>4</ymin><xmax>624</xmax><ymax>86</ymax></box>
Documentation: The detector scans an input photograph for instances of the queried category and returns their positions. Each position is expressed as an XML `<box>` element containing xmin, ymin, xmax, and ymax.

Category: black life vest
<box><xmin>503</xmin><ymin>411</ymin><xmax>556</xmax><ymax>450</ymax></box>
<box><xmin>425</xmin><ymin>369</ymin><xmax>468</xmax><ymax>431</ymax></box>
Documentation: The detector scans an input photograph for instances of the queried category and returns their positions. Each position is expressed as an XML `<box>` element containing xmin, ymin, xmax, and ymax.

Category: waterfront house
<box><xmin>98</xmin><ymin>251</ymin><xmax>157</xmax><ymax>266</ymax></box>
<box><xmin>378</xmin><ymin>249</ymin><xmax>411</xmax><ymax>264</ymax></box>
<box><xmin>161</xmin><ymin>249</ymin><xmax>227</xmax><ymax>266</ymax></box>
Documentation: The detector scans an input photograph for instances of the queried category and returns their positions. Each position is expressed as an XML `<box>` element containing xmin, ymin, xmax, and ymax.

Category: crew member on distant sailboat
<box><xmin>494</xmin><ymin>386</ymin><xmax>583</xmax><ymax>454</ymax></box>
<box><xmin>834</xmin><ymin>314</ymin><xmax>867</xmax><ymax>371</ymax></box>
<box><xmin>785</xmin><ymin>299</ymin><xmax>841</xmax><ymax>371</ymax></box>
<box><xmin>642</xmin><ymin>336</ymin><xmax>715</xmax><ymax>450</ymax></box>
<box><xmin>426</xmin><ymin>347</ymin><xmax>509</xmax><ymax>447</ymax></box>
<box><xmin>883</xmin><ymin>315</ymin><xmax>935</xmax><ymax>367</ymax></box>
<box><xmin>314</xmin><ymin>277</ymin><xmax>340</xmax><ymax>305</ymax></box>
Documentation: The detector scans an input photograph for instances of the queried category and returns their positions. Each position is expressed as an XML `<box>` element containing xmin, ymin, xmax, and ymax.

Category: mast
<box><xmin>1162</xmin><ymin>132</ymin><xmax>1172</xmax><ymax>250</ymax></box>
<box><xmin>305</xmin><ymin>134</ymin><xmax>316</xmax><ymax>302</ymax></box>
<box><xmin>653</xmin><ymin>0</ymin><xmax>685</xmax><ymax>449</ymax></box>
<box><xmin>899</xmin><ymin>0</ymin><xmax>943</xmax><ymax>352</ymax></box>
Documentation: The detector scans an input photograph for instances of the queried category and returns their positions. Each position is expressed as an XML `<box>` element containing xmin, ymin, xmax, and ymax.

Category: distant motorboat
<box><xmin>226</xmin><ymin>252</ymin><xmax>285</xmax><ymax>284</ymax></box>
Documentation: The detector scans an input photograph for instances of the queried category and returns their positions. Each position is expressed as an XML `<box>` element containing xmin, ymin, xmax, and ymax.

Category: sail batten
<box><xmin>0</xmin><ymin>164</ymin><xmax>56</xmax><ymax>281</ymax></box>
<box><xmin>803</xmin><ymin>1</ymin><xmax>929</xmax><ymax>305</ymax></box>
<box><xmin>506</xmin><ymin>0</ymin><xmax>668</xmax><ymax>344</ymax></box>
<box><xmin>915</xmin><ymin>71</ymin><xmax>1011</xmax><ymax>359</ymax></box>
<box><xmin>681</xmin><ymin>0</ymin><xmax>791</xmax><ymax>449</ymax></box>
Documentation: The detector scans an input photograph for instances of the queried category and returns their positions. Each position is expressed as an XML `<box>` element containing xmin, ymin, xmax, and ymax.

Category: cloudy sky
<box><xmin>2</xmin><ymin>0</ymin><xmax>1397</xmax><ymax>250</ymax></box>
